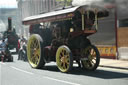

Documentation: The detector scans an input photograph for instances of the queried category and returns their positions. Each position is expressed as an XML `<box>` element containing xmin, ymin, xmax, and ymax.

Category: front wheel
<box><xmin>81</xmin><ymin>45</ymin><xmax>100</xmax><ymax>71</ymax></box>
<box><xmin>56</xmin><ymin>45</ymin><xmax>73</xmax><ymax>73</ymax></box>
<box><xmin>27</xmin><ymin>34</ymin><xmax>45</xmax><ymax>69</ymax></box>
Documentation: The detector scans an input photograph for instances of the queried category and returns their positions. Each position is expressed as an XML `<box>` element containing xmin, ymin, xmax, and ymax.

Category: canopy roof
<box><xmin>23</xmin><ymin>5</ymin><xmax>109</xmax><ymax>25</ymax></box>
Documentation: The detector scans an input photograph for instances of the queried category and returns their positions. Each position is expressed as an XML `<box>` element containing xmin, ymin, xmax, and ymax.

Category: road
<box><xmin>0</xmin><ymin>54</ymin><xmax>128</xmax><ymax>85</ymax></box>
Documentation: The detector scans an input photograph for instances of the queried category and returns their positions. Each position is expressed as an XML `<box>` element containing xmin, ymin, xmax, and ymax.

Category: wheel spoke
<box><xmin>56</xmin><ymin>46</ymin><xmax>73</xmax><ymax>72</ymax></box>
<box><xmin>63</xmin><ymin>62</ymin><xmax>66</xmax><ymax>69</ymax></box>
<box><xmin>31</xmin><ymin>39</ymin><xmax>35</xmax><ymax>48</ymax></box>
<box><xmin>27</xmin><ymin>35</ymin><xmax>45</xmax><ymax>68</ymax></box>
<box><xmin>60</xmin><ymin>61</ymin><xmax>63</xmax><ymax>66</ymax></box>
<box><xmin>81</xmin><ymin>45</ymin><xmax>100</xmax><ymax>70</ymax></box>
<box><xmin>62</xmin><ymin>50</ymin><xmax>64</xmax><ymax>56</ymax></box>
<box><xmin>30</xmin><ymin>39</ymin><xmax>40</xmax><ymax>65</ymax></box>
<box><xmin>35</xmin><ymin>56</ymin><xmax>39</xmax><ymax>65</ymax></box>
<box><xmin>29</xmin><ymin>37</ymin><xmax>38</xmax><ymax>65</ymax></box>
<box><xmin>31</xmin><ymin>56</ymin><xmax>35</xmax><ymax>64</ymax></box>
<box><xmin>65</xmin><ymin>56</ymin><xmax>69</xmax><ymax>64</ymax></box>
<box><xmin>88</xmin><ymin>61</ymin><xmax>94</xmax><ymax>68</ymax></box>
<box><xmin>37</xmin><ymin>49</ymin><xmax>40</xmax><ymax>57</ymax></box>
<box><xmin>91</xmin><ymin>60</ymin><xmax>95</xmax><ymax>65</ymax></box>
<box><xmin>35</xmin><ymin>40</ymin><xmax>38</xmax><ymax>48</ymax></box>
<box><xmin>60</xmin><ymin>53</ymin><xmax>63</xmax><ymax>58</ymax></box>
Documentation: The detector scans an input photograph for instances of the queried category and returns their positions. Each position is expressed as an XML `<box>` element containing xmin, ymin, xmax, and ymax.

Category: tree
<box><xmin>56</xmin><ymin>0</ymin><xmax>72</xmax><ymax>6</ymax></box>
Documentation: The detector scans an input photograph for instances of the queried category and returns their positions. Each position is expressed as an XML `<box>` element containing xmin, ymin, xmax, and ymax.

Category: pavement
<box><xmin>100</xmin><ymin>58</ymin><xmax>128</xmax><ymax>70</ymax></box>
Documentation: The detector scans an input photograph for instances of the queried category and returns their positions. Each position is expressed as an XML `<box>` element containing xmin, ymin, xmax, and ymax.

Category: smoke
<box><xmin>72</xmin><ymin>0</ymin><xmax>104</xmax><ymax>6</ymax></box>
<box><xmin>115</xmin><ymin>0</ymin><xmax>128</xmax><ymax>19</ymax></box>
<box><xmin>72</xmin><ymin>0</ymin><xmax>128</xmax><ymax>9</ymax></box>
<box><xmin>72</xmin><ymin>0</ymin><xmax>113</xmax><ymax>11</ymax></box>
<box><xmin>116</xmin><ymin>0</ymin><xmax>128</xmax><ymax>10</ymax></box>
<box><xmin>0</xmin><ymin>19</ymin><xmax>6</xmax><ymax>32</ymax></box>
<box><xmin>72</xmin><ymin>0</ymin><xmax>128</xmax><ymax>19</ymax></box>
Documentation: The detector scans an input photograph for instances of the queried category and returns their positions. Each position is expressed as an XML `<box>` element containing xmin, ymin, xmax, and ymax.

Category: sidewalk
<box><xmin>100</xmin><ymin>58</ymin><xmax>128</xmax><ymax>70</ymax></box>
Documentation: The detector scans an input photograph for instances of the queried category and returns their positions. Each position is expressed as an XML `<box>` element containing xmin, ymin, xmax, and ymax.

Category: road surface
<box><xmin>0</xmin><ymin>54</ymin><xmax>128</xmax><ymax>85</ymax></box>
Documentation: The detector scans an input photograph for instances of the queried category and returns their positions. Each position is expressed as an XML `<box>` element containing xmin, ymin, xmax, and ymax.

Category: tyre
<box><xmin>56</xmin><ymin>45</ymin><xmax>73</xmax><ymax>73</ymax></box>
<box><xmin>81</xmin><ymin>45</ymin><xmax>100</xmax><ymax>71</ymax></box>
<box><xmin>27</xmin><ymin>34</ymin><xmax>45</xmax><ymax>69</ymax></box>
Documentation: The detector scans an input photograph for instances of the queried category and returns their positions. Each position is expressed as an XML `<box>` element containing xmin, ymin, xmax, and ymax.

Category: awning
<box><xmin>23</xmin><ymin>5</ymin><xmax>109</xmax><ymax>25</ymax></box>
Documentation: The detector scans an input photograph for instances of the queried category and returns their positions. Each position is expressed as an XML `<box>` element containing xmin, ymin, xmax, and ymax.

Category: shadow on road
<box><xmin>41</xmin><ymin>65</ymin><xmax>128</xmax><ymax>79</ymax></box>
<box><xmin>42</xmin><ymin>65</ymin><xmax>59</xmax><ymax>72</ymax></box>
<box><xmin>71</xmin><ymin>67</ymin><xmax>128</xmax><ymax>79</ymax></box>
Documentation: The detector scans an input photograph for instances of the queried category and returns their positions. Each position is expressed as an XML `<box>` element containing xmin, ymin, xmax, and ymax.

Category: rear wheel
<box><xmin>81</xmin><ymin>45</ymin><xmax>100</xmax><ymax>71</ymax></box>
<box><xmin>27</xmin><ymin>34</ymin><xmax>45</xmax><ymax>69</ymax></box>
<box><xmin>56</xmin><ymin>45</ymin><xmax>73</xmax><ymax>73</ymax></box>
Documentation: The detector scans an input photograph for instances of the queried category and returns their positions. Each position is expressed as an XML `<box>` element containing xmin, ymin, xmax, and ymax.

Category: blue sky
<box><xmin>0</xmin><ymin>0</ymin><xmax>17</xmax><ymax>8</ymax></box>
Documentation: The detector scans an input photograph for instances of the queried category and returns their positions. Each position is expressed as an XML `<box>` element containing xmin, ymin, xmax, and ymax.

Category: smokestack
<box><xmin>8</xmin><ymin>17</ymin><xmax>12</xmax><ymax>30</ymax></box>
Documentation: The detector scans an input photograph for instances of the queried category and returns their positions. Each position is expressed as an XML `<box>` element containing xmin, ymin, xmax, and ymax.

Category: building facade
<box><xmin>18</xmin><ymin>0</ymin><xmax>72</xmax><ymax>19</ymax></box>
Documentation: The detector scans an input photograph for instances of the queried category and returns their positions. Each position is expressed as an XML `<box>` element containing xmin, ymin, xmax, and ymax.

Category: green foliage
<box><xmin>56</xmin><ymin>0</ymin><xmax>72</xmax><ymax>6</ymax></box>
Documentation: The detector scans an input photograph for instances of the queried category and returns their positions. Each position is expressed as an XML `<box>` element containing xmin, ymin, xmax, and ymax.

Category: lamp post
<box><xmin>114</xmin><ymin>5</ymin><xmax>119</xmax><ymax>59</ymax></box>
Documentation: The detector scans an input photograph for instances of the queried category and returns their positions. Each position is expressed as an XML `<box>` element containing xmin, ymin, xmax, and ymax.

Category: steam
<box><xmin>0</xmin><ymin>19</ymin><xmax>6</xmax><ymax>32</ymax></box>
<box><xmin>116</xmin><ymin>0</ymin><xmax>128</xmax><ymax>10</ymax></box>
<box><xmin>72</xmin><ymin>0</ymin><xmax>128</xmax><ymax>19</ymax></box>
<box><xmin>72</xmin><ymin>0</ymin><xmax>128</xmax><ymax>9</ymax></box>
<box><xmin>72</xmin><ymin>0</ymin><xmax>112</xmax><ymax>10</ymax></box>
<box><xmin>72</xmin><ymin>0</ymin><xmax>103</xmax><ymax>6</ymax></box>
<box><xmin>115</xmin><ymin>0</ymin><xmax>128</xmax><ymax>19</ymax></box>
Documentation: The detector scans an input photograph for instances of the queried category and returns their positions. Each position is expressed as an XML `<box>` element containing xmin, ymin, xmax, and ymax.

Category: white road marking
<box><xmin>44</xmin><ymin>76</ymin><xmax>81</xmax><ymax>85</ymax></box>
<box><xmin>11</xmin><ymin>66</ymin><xmax>34</xmax><ymax>75</ymax></box>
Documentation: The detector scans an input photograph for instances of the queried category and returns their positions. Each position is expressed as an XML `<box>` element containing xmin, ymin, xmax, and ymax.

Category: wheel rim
<box><xmin>27</xmin><ymin>35</ymin><xmax>41</xmax><ymax>68</ymax></box>
<box><xmin>56</xmin><ymin>46</ymin><xmax>71</xmax><ymax>72</ymax></box>
<box><xmin>81</xmin><ymin>46</ymin><xmax>98</xmax><ymax>70</ymax></box>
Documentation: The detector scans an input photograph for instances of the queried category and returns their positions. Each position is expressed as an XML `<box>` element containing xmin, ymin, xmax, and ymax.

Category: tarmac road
<box><xmin>0</xmin><ymin>54</ymin><xmax>128</xmax><ymax>85</ymax></box>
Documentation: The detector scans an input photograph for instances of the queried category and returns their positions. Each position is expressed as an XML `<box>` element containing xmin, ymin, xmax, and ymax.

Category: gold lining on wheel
<box><xmin>27</xmin><ymin>35</ymin><xmax>41</xmax><ymax>68</ymax></box>
<box><xmin>81</xmin><ymin>46</ymin><xmax>97</xmax><ymax>69</ymax></box>
<box><xmin>56</xmin><ymin>47</ymin><xmax>70</xmax><ymax>72</ymax></box>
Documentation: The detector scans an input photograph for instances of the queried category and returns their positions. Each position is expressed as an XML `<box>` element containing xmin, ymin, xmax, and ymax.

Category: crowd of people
<box><xmin>0</xmin><ymin>33</ymin><xmax>27</xmax><ymax>62</ymax></box>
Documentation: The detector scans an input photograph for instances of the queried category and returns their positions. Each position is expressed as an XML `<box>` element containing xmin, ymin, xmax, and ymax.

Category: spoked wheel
<box><xmin>56</xmin><ymin>45</ymin><xmax>73</xmax><ymax>73</ymax></box>
<box><xmin>81</xmin><ymin>45</ymin><xmax>100</xmax><ymax>71</ymax></box>
<box><xmin>27</xmin><ymin>34</ymin><xmax>45</xmax><ymax>69</ymax></box>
